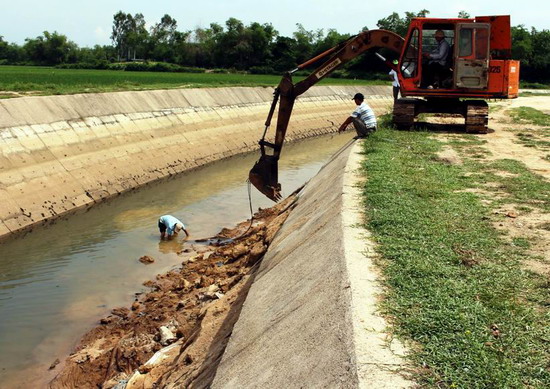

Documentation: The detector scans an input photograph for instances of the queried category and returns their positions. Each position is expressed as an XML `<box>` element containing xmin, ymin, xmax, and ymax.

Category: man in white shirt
<box><xmin>422</xmin><ymin>30</ymin><xmax>450</xmax><ymax>88</ymax></box>
<box><xmin>338</xmin><ymin>93</ymin><xmax>377</xmax><ymax>139</ymax></box>
<box><xmin>389</xmin><ymin>59</ymin><xmax>400</xmax><ymax>102</ymax></box>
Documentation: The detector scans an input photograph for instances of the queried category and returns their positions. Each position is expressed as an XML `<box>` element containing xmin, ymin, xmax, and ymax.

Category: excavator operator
<box><xmin>421</xmin><ymin>29</ymin><xmax>450</xmax><ymax>88</ymax></box>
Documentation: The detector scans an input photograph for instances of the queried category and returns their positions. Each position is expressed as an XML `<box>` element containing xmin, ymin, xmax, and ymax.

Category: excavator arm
<box><xmin>249</xmin><ymin>29</ymin><xmax>404</xmax><ymax>201</ymax></box>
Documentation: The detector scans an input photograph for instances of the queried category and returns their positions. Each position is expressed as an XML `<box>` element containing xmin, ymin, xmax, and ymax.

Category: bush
<box><xmin>328</xmin><ymin>70</ymin><xmax>345</xmax><ymax>78</ymax></box>
<box><xmin>249</xmin><ymin>66</ymin><xmax>275</xmax><ymax>75</ymax></box>
<box><xmin>109</xmin><ymin>62</ymin><xmax>206</xmax><ymax>73</ymax></box>
<box><xmin>123</xmin><ymin>62</ymin><xmax>150</xmax><ymax>72</ymax></box>
<box><xmin>94</xmin><ymin>60</ymin><xmax>110</xmax><ymax>70</ymax></box>
<box><xmin>107</xmin><ymin>63</ymin><xmax>126</xmax><ymax>71</ymax></box>
<box><xmin>293</xmin><ymin>70</ymin><xmax>311</xmax><ymax>77</ymax></box>
<box><xmin>146</xmin><ymin>62</ymin><xmax>175</xmax><ymax>72</ymax></box>
<box><xmin>225</xmin><ymin>68</ymin><xmax>248</xmax><ymax>74</ymax></box>
<box><xmin>209</xmin><ymin>68</ymin><xmax>229</xmax><ymax>74</ymax></box>
<box><xmin>177</xmin><ymin>66</ymin><xmax>205</xmax><ymax>73</ymax></box>
<box><xmin>520</xmin><ymin>81</ymin><xmax>550</xmax><ymax>89</ymax></box>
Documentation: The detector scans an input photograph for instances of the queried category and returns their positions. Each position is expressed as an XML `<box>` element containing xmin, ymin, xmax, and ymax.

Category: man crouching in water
<box><xmin>158</xmin><ymin>214</ymin><xmax>190</xmax><ymax>240</ymax></box>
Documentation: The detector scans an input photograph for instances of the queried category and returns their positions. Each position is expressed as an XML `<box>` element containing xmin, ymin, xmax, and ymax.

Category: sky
<box><xmin>1</xmin><ymin>0</ymin><xmax>548</xmax><ymax>47</ymax></box>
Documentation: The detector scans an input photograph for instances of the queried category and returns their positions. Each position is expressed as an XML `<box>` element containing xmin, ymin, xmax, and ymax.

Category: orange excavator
<box><xmin>249</xmin><ymin>15</ymin><xmax>519</xmax><ymax>201</ymax></box>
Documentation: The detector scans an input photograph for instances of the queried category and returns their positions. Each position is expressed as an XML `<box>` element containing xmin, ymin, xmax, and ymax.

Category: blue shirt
<box><xmin>351</xmin><ymin>102</ymin><xmax>377</xmax><ymax>128</ymax></box>
<box><xmin>159</xmin><ymin>215</ymin><xmax>185</xmax><ymax>236</ymax></box>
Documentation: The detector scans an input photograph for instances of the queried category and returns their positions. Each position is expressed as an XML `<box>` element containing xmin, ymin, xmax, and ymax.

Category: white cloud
<box><xmin>94</xmin><ymin>26</ymin><xmax>110</xmax><ymax>44</ymax></box>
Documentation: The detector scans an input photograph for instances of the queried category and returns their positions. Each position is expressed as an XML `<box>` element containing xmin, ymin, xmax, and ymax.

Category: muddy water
<box><xmin>0</xmin><ymin>132</ymin><xmax>352</xmax><ymax>387</ymax></box>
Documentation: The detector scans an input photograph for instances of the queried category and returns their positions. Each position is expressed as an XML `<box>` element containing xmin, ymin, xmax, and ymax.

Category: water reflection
<box><xmin>0</xmin><ymin>132</ymin><xmax>352</xmax><ymax>386</ymax></box>
<box><xmin>158</xmin><ymin>237</ymin><xmax>191</xmax><ymax>254</ymax></box>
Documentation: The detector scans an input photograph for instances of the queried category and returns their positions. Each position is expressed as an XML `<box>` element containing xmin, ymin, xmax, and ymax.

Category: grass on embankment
<box><xmin>0</xmin><ymin>65</ymin><xmax>386</xmax><ymax>97</ymax></box>
<box><xmin>360</xmin><ymin>119</ymin><xmax>549</xmax><ymax>388</ymax></box>
<box><xmin>509</xmin><ymin>106</ymin><xmax>550</xmax><ymax>127</ymax></box>
<box><xmin>506</xmin><ymin>107</ymin><xmax>550</xmax><ymax>160</ymax></box>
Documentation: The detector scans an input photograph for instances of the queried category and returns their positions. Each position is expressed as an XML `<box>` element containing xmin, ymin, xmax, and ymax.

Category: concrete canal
<box><xmin>0</xmin><ymin>133</ymin><xmax>351</xmax><ymax>387</ymax></box>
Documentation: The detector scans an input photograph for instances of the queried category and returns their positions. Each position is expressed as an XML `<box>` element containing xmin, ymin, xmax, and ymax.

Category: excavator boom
<box><xmin>249</xmin><ymin>29</ymin><xmax>404</xmax><ymax>201</ymax></box>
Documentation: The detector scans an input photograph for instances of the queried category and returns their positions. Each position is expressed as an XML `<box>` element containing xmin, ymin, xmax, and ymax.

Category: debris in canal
<box><xmin>48</xmin><ymin>359</ymin><xmax>60</xmax><ymax>370</ymax></box>
<box><xmin>49</xmin><ymin>192</ymin><xmax>298</xmax><ymax>388</ymax></box>
<box><xmin>138</xmin><ymin>255</ymin><xmax>155</xmax><ymax>264</ymax></box>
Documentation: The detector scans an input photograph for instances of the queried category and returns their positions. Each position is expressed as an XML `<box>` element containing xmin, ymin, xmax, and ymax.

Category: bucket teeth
<box><xmin>249</xmin><ymin>156</ymin><xmax>282</xmax><ymax>202</ymax></box>
<box><xmin>249</xmin><ymin>174</ymin><xmax>282</xmax><ymax>201</ymax></box>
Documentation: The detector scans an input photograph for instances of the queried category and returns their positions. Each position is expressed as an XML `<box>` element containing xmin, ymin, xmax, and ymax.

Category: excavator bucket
<box><xmin>249</xmin><ymin>155</ymin><xmax>282</xmax><ymax>202</ymax></box>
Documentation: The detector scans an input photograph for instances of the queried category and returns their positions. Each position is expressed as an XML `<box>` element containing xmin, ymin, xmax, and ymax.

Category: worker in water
<box><xmin>389</xmin><ymin>59</ymin><xmax>400</xmax><ymax>102</ymax></box>
<box><xmin>158</xmin><ymin>214</ymin><xmax>189</xmax><ymax>240</ymax></box>
<box><xmin>338</xmin><ymin>93</ymin><xmax>377</xmax><ymax>139</ymax></box>
<box><xmin>422</xmin><ymin>29</ymin><xmax>450</xmax><ymax>88</ymax></box>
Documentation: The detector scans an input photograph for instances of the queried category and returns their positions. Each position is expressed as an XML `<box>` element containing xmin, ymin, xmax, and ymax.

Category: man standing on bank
<box><xmin>158</xmin><ymin>214</ymin><xmax>189</xmax><ymax>240</ymax></box>
<box><xmin>338</xmin><ymin>93</ymin><xmax>377</xmax><ymax>139</ymax></box>
<box><xmin>389</xmin><ymin>59</ymin><xmax>401</xmax><ymax>102</ymax></box>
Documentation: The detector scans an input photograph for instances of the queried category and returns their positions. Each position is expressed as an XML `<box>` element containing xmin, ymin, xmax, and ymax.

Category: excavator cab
<box><xmin>394</xmin><ymin>16</ymin><xmax>518</xmax><ymax>132</ymax></box>
<box><xmin>399</xmin><ymin>15</ymin><xmax>517</xmax><ymax>97</ymax></box>
<box><xmin>404</xmin><ymin>21</ymin><xmax>491</xmax><ymax>90</ymax></box>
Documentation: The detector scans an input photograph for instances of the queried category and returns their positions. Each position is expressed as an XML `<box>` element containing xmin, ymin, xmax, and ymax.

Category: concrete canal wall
<box><xmin>0</xmin><ymin>85</ymin><xmax>392</xmax><ymax>239</ymax></box>
<box><xmin>211</xmin><ymin>141</ymin><xmax>411</xmax><ymax>388</ymax></box>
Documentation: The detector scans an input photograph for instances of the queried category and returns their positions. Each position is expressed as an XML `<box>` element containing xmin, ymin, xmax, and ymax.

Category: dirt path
<box><xmin>487</xmin><ymin>97</ymin><xmax>550</xmax><ymax>274</ymax></box>
<box><xmin>429</xmin><ymin>96</ymin><xmax>550</xmax><ymax>178</ymax></box>
<box><xmin>431</xmin><ymin>95</ymin><xmax>550</xmax><ymax>275</ymax></box>
<box><xmin>487</xmin><ymin>96</ymin><xmax>550</xmax><ymax>177</ymax></box>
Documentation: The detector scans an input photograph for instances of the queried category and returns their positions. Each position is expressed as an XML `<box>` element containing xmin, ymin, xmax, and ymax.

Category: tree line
<box><xmin>0</xmin><ymin>10</ymin><xmax>549</xmax><ymax>82</ymax></box>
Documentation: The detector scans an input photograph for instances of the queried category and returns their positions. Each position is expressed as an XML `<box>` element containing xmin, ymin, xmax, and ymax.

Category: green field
<box><xmin>0</xmin><ymin>65</ymin><xmax>385</xmax><ymax>97</ymax></box>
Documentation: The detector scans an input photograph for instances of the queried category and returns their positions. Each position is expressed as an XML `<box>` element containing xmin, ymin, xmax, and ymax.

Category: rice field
<box><xmin>0</xmin><ymin>65</ymin><xmax>384</xmax><ymax>97</ymax></box>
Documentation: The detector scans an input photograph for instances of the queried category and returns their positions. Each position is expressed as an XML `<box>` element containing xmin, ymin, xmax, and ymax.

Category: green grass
<box><xmin>477</xmin><ymin>159</ymin><xmax>550</xmax><ymax>212</ymax></box>
<box><xmin>360</xmin><ymin>122</ymin><xmax>550</xmax><ymax>388</ymax></box>
<box><xmin>0</xmin><ymin>65</ymin><xmax>385</xmax><ymax>96</ymax></box>
<box><xmin>448</xmin><ymin>135</ymin><xmax>550</xmax><ymax>211</ymax></box>
<box><xmin>500</xmin><ymin>107</ymin><xmax>550</xmax><ymax>152</ymax></box>
<box><xmin>514</xmin><ymin>131</ymin><xmax>550</xmax><ymax>149</ymax></box>
<box><xmin>509</xmin><ymin>107</ymin><xmax>550</xmax><ymax>127</ymax></box>
<box><xmin>489</xmin><ymin>104</ymin><xmax>505</xmax><ymax>113</ymax></box>
<box><xmin>511</xmin><ymin>237</ymin><xmax>531</xmax><ymax>249</ymax></box>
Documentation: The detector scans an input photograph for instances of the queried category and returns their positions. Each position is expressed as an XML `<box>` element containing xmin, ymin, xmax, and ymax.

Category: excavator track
<box><xmin>464</xmin><ymin>100</ymin><xmax>489</xmax><ymax>133</ymax></box>
<box><xmin>393</xmin><ymin>99</ymin><xmax>416</xmax><ymax>130</ymax></box>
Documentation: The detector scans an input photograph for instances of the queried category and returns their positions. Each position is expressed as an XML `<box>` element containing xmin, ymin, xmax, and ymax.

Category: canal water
<box><xmin>0</xmin><ymin>132</ymin><xmax>352</xmax><ymax>387</ymax></box>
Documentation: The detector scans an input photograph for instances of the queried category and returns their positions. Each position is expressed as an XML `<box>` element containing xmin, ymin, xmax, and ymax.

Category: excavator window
<box><xmin>455</xmin><ymin>23</ymin><xmax>490</xmax><ymax>88</ymax></box>
<box><xmin>401</xmin><ymin>28</ymin><xmax>419</xmax><ymax>78</ymax></box>
<box><xmin>475</xmin><ymin>28</ymin><xmax>489</xmax><ymax>60</ymax></box>
<box><xmin>420</xmin><ymin>25</ymin><xmax>455</xmax><ymax>89</ymax></box>
<box><xmin>457</xmin><ymin>25</ymin><xmax>490</xmax><ymax>61</ymax></box>
<box><xmin>459</xmin><ymin>29</ymin><xmax>473</xmax><ymax>57</ymax></box>
<box><xmin>422</xmin><ymin>28</ymin><xmax>455</xmax><ymax>54</ymax></box>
